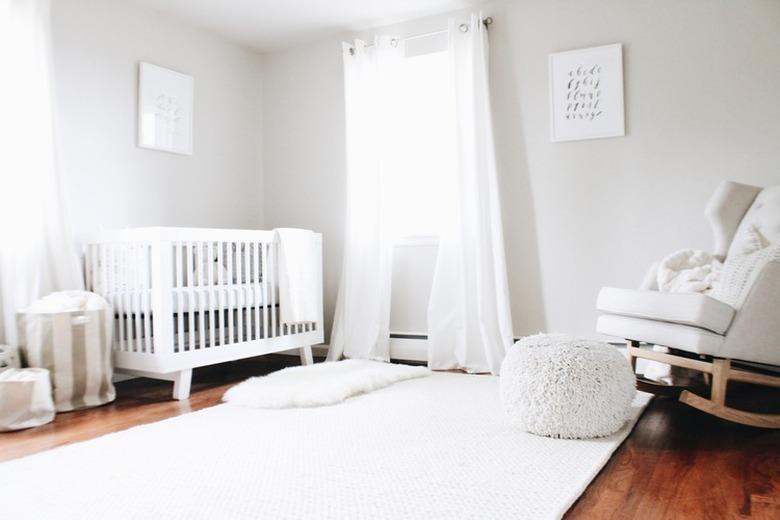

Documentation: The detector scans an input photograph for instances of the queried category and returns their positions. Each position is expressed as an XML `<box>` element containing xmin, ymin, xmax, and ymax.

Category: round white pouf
<box><xmin>500</xmin><ymin>333</ymin><xmax>636</xmax><ymax>439</ymax></box>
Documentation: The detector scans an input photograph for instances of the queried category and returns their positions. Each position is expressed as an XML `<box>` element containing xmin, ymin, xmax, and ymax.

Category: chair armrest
<box><xmin>722</xmin><ymin>260</ymin><xmax>780</xmax><ymax>367</ymax></box>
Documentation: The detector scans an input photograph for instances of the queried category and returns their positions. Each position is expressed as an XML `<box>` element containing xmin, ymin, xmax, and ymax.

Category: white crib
<box><xmin>83</xmin><ymin>227</ymin><xmax>323</xmax><ymax>399</ymax></box>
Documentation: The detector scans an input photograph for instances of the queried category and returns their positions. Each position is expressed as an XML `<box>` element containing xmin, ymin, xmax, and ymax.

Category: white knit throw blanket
<box><xmin>711</xmin><ymin>244</ymin><xmax>780</xmax><ymax>308</ymax></box>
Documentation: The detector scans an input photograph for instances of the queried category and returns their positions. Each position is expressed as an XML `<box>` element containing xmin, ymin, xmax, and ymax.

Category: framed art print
<box><xmin>548</xmin><ymin>43</ymin><xmax>624</xmax><ymax>142</ymax></box>
<box><xmin>138</xmin><ymin>62</ymin><xmax>194</xmax><ymax>155</ymax></box>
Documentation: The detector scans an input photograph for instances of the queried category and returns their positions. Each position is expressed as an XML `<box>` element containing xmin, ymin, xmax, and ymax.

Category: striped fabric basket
<box><xmin>18</xmin><ymin>292</ymin><xmax>115</xmax><ymax>412</ymax></box>
<box><xmin>0</xmin><ymin>368</ymin><xmax>55</xmax><ymax>431</ymax></box>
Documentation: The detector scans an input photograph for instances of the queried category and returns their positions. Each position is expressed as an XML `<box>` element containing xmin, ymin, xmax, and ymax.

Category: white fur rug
<box><xmin>0</xmin><ymin>373</ymin><xmax>651</xmax><ymax>520</ymax></box>
<box><xmin>223</xmin><ymin>359</ymin><xmax>430</xmax><ymax>408</ymax></box>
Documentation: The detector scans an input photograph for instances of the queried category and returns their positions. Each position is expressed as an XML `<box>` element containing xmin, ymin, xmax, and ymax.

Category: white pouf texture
<box><xmin>500</xmin><ymin>333</ymin><xmax>636</xmax><ymax>439</ymax></box>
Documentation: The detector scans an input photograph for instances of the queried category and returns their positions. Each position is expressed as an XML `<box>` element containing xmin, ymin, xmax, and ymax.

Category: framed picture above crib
<box><xmin>548</xmin><ymin>43</ymin><xmax>624</xmax><ymax>142</ymax></box>
<box><xmin>138</xmin><ymin>62</ymin><xmax>194</xmax><ymax>155</ymax></box>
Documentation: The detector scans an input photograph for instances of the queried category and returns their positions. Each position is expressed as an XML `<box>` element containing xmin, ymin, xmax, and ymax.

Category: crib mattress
<box><xmin>111</xmin><ymin>284</ymin><xmax>278</xmax><ymax>314</ymax></box>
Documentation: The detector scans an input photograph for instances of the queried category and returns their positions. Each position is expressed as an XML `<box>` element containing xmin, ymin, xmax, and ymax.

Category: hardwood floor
<box><xmin>1</xmin><ymin>356</ymin><xmax>778</xmax><ymax>519</ymax></box>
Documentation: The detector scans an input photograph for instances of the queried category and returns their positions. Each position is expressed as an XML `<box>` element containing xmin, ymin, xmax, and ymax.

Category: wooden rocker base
<box><xmin>626</xmin><ymin>341</ymin><xmax>780</xmax><ymax>429</ymax></box>
<box><xmin>679</xmin><ymin>390</ymin><xmax>780</xmax><ymax>429</ymax></box>
<box><xmin>634</xmin><ymin>375</ymin><xmax>698</xmax><ymax>398</ymax></box>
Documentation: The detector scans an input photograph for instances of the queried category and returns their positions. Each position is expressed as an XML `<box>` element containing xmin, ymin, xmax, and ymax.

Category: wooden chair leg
<box><xmin>710</xmin><ymin>358</ymin><xmax>729</xmax><ymax>405</ymax></box>
<box><xmin>627</xmin><ymin>340</ymin><xmax>638</xmax><ymax>372</ymax></box>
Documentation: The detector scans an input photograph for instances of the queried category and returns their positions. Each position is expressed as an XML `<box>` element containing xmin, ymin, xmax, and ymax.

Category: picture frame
<box><xmin>548</xmin><ymin>43</ymin><xmax>625</xmax><ymax>142</ymax></box>
<box><xmin>138</xmin><ymin>62</ymin><xmax>194</xmax><ymax>155</ymax></box>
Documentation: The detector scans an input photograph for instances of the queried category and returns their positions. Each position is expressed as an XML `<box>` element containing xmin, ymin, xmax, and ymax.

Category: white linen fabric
<box><xmin>0</xmin><ymin>0</ymin><xmax>83</xmax><ymax>346</ymax></box>
<box><xmin>274</xmin><ymin>228</ymin><xmax>320</xmax><ymax>324</ymax></box>
<box><xmin>328</xmin><ymin>38</ymin><xmax>403</xmax><ymax>362</ymax></box>
<box><xmin>656</xmin><ymin>249</ymin><xmax>721</xmax><ymax>294</ymax></box>
<box><xmin>223</xmin><ymin>359</ymin><xmax>429</xmax><ymax>408</ymax></box>
<box><xmin>427</xmin><ymin>13</ymin><xmax>513</xmax><ymax>374</ymax></box>
<box><xmin>0</xmin><ymin>373</ymin><xmax>651</xmax><ymax>520</ymax></box>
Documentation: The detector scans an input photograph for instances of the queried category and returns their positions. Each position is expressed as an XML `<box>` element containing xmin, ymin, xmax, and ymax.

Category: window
<box><xmin>383</xmin><ymin>42</ymin><xmax>457</xmax><ymax>241</ymax></box>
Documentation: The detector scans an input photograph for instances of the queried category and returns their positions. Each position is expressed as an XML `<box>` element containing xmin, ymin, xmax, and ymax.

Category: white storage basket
<box><xmin>0</xmin><ymin>368</ymin><xmax>55</xmax><ymax>431</ymax></box>
<box><xmin>0</xmin><ymin>344</ymin><xmax>21</xmax><ymax>371</ymax></box>
<box><xmin>18</xmin><ymin>291</ymin><xmax>115</xmax><ymax>412</ymax></box>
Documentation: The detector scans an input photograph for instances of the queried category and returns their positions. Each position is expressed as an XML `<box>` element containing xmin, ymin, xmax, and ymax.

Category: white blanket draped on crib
<box><xmin>274</xmin><ymin>228</ymin><xmax>320</xmax><ymax>324</ymax></box>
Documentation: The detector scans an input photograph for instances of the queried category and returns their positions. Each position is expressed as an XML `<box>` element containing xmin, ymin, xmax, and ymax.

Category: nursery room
<box><xmin>1</xmin><ymin>0</ymin><xmax>779</xmax><ymax>518</ymax></box>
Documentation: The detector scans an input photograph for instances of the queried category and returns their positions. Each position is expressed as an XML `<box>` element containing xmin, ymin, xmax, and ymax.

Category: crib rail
<box><xmin>83</xmin><ymin>227</ymin><xmax>323</xmax><ymax>373</ymax></box>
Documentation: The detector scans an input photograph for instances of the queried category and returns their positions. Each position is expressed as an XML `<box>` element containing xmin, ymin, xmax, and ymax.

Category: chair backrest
<box><xmin>725</xmin><ymin>185</ymin><xmax>780</xmax><ymax>258</ymax></box>
<box><xmin>707</xmin><ymin>181</ymin><xmax>780</xmax><ymax>310</ymax></box>
<box><xmin>705</xmin><ymin>180</ymin><xmax>762</xmax><ymax>259</ymax></box>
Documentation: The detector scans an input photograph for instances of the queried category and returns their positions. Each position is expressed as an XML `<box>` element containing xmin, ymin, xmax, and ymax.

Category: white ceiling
<box><xmin>129</xmin><ymin>0</ymin><xmax>488</xmax><ymax>53</ymax></box>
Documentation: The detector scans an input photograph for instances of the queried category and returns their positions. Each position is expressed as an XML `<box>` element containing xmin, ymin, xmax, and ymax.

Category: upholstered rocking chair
<box><xmin>597</xmin><ymin>180</ymin><xmax>780</xmax><ymax>428</ymax></box>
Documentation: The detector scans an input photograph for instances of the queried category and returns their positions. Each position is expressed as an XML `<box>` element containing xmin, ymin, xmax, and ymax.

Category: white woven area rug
<box><xmin>0</xmin><ymin>373</ymin><xmax>651</xmax><ymax>520</ymax></box>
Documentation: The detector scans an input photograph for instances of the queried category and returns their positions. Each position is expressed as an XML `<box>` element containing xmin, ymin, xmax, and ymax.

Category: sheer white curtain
<box><xmin>0</xmin><ymin>0</ymin><xmax>83</xmax><ymax>345</ymax></box>
<box><xmin>328</xmin><ymin>38</ymin><xmax>404</xmax><ymax>361</ymax></box>
<box><xmin>427</xmin><ymin>13</ymin><xmax>514</xmax><ymax>374</ymax></box>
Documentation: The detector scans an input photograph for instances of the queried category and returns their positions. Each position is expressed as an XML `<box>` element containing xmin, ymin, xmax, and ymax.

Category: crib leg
<box><xmin>172</xmin><ymin>369</ymin><xmax>193</xmax><ymax>400</ymax></box>
<box><xmin>299</xmin><ymin>345</ymin><xmax>313</xmax><ymax>366</ymax></box>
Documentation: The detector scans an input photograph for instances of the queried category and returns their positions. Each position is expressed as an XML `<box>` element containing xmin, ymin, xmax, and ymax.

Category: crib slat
<box><xmin>244</xmin><ymin>242</ymin><xmax>251</xmax><ymax>341</ymax></box>
<box><xmin>143</xmin><ymin>243</ymin><xmax>153</xmax><ymax>354</ymax></box>
<box><xmin>186</xmin><ymin>242</ymin><xmax>195</xmax><ymax>352</ymax></box>
<box><xmin>123</xmin><ymin>244</ymin><xmax>132</xmax><ymax>352</ymax></box>
<box><xmin>261</xmin><ymin>243</ymin><xmax>269</xmax><ymax>339</ymax></box>
<box><xmin>270</xmin><ymin>242</ymin><xmax>277</xmax><ymax>338</ymax></box>
<box><xmin>236</xmin><ymin>244</ymin><xmax>244</xmax><ymax>343</ymax></box>
<box><xmin>175</xmin><ymin>242</ymin><xmax>184</xmax><ymax>354</ymax></box>
<box><xmin>197</xmin><ymin>242</ymin><xmax>206</xmax><ymax>350</ymax></box>
<box><xmin>207</xmin><ymin>241</ymin><xmax>216</xmax><ymax>349</ymax></box>
<box><xmin>119</xmin><ymin>245</ymin><xmax>130</xmax><ymax>351</ymax></box>
<box><xmin>217</xmin><ymin>242</ymin><xmax>225</xmax><ymax>346</ymax></box>
<box><xmin>227</xmin><ymin>243</ymin><xmax>235</xmax><ymax>344</ymax></box>
<box><xmin>133</xmin><ymin>244</ymin><xmax>143</xmax><ymax>353</ymax></box>
<box><xmin>106</xmin><ymin>245</ymin><xmax>122</xmax><ymax>352</ymax></box>
<box><xmin>253</xmin><ymin>242</ymin><xmax>261</xmax><ymax>341</ymax></box>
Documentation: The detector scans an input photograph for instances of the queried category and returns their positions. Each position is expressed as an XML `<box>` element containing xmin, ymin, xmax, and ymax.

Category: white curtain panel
<box><xmin>0</xmin><ymin>0</ymin><xmax>83</xmax><ymax>345</ymax></box>
<box><xmin>427</xmin><ymin>14</ymin><xmax>514</xmax><ymax>374</ymax></box>
<box><xmin>328</xmin><ymin>38</ymin><xmax>404</xmax><ymax>361</ymax></box>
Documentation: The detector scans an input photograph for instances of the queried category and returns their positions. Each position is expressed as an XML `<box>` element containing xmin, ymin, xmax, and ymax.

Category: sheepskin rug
<box><xmin>500</xmin><ymin>334</ymin><xmax>636</xmax><ymax>439</ymax></box>
<box><xmin>223</xmin><ymin>359</ymin><xmax>429</xmax><ymax>408</ymax></box>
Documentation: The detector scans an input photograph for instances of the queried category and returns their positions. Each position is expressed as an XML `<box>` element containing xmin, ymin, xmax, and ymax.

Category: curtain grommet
<box><xmin>459</xmin><ymin>23</ymin><xmax>469</xmax><ymax>33</ymax></box>
<box><xmin>391</xmin><ymin>38</ymin><xmax>398</xmax><ymax>47</ymax></box>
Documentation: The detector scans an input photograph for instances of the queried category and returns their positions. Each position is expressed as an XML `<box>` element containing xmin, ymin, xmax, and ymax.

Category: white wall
<box><xmin>261</xmin><ymin>40</ymin><xmax>349</xmax><ymax>339</ymax></box>
<box><xmin>263</xmin><ymin>0</ymin><xmax>780</xmax><ymax>340</ymax></box>
<box><xmin>490</xmin><ymin>0</ymin><xmax>780</xmax><ymax>336</ymax></box>
<box><xmin>51</xmin><ymin>0</ymin><xmax>265</xmax><ymax>239</ymax></box>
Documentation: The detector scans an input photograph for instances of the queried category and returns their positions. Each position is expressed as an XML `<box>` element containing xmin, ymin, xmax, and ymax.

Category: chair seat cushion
<box><xmin>597</xmin><ymin>287</ymin><xmax>735</xmax><ymax>334</ymax></box>
<box><xmin>597</xmin><ymin>314</ymin><xmax>725</xmax><ymax>357</ymax></box>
